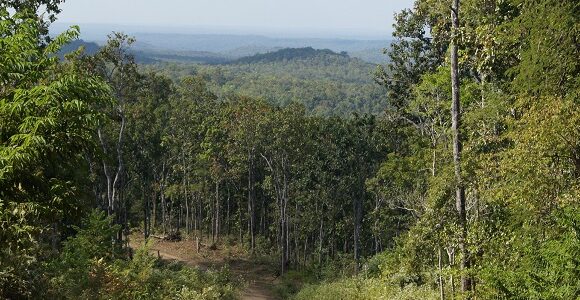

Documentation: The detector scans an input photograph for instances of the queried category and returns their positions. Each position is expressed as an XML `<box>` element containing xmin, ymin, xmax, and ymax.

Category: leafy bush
<box><xmin>46</xmin><ymin>210</ymin><xmax>236</xmax><ymax>299</ymax></box>
<box><xmin>294</xmin><ymin>277</ymin><xmax>438</xmax><ymax>300</ymax></box>
<box><xmin>273</xmin><ymin>270</ymin><xmax>319</xmax><ymax>299</ymax></box>
<box><xmin>478</xmin><ymin>206</ymin><xmax>580</xmax><ymax>300</ymax></box>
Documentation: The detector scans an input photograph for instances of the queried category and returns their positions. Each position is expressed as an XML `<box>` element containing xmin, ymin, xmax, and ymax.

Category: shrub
<box><xmin>46</xmin><ymin>209</ymin><xmax>236</xmax><ymax>299</ymax></box>
<box><xmin>294</xmin><ymin>277</ymin><xmax>438</xmax><ymax>300</ymax></box>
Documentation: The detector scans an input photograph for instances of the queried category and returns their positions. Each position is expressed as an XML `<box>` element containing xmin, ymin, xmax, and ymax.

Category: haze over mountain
<box><xmin>50</xmin><ymin>23</ymin><xmax>391</xmax><ymax>63</ymax></box>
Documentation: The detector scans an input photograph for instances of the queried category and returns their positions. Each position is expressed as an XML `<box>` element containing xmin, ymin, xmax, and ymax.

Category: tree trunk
<box><xmin>438</xmin><ymin>247</ymin><xmax>445</xmax><ymax>300</ymax></box>
<box><xmin>353</xmin><ymin>190</ymin><xmax>362</xmax><ymax>273</ymax></box>
<box><xmin>198</xmin><ymin>191</ymin><xmax>203</xmax><ymax>245</ymax></box>
<box><xmin>450</xmin><ymin>0</ymin><xmax>470</xmax><ymax>293</ymax></box>
<box><xmin>248</xmin><ymin>151</ymin><xmax>256</xmax><ymax>253</ymax></box>
<box><xmin>161</xmin><ymin>192</ymin><xmax>166</xmax><ymax>234</ymax></box>
<box><xmin>97</xmin><ymin>127</ymin><xmax>114</xmax><ymax>215</ymax></box>
<box><xmin>447</xmin><ymin>247</ymin><xmax>456</xmax><ymax>300</ymax></box>
<box><xmin>193</xmin><ymin>193</ymin><xmax>198</xmax><ymax>236</ymax></box>
<box><xmin>152</xmin><ymin>188</ymin><xmax>157</xmax><ymax>229</ymax></box>
<box><xmin>184</xmin><ymin>156</ymin><xmax>190</xmax><ymax>235</ymax></box>
<box><xmin>318</xmin><ymin>218</ymin><xmax>324</xmax><ymax>265</ymax></box>
<box><xmin>215</xmin><ymin>180</ymin><xmax>220</xmax><ymax>242</ymax></box>
<box><xmin>185</xmin><ymin>196</ymin><xmax>190</xmax><ymax>235</ymax></box>
<box><xmin>97</xmin><ymin>108</ymin><xmax>126</xmax><ymax>244</ymax></box>
<box><xmin>261</xmin><ymin>153</ymin><xmax>290</xmax><ymax>274</ymax></box>
<box><xmin>238</xmin><ymin>188</ymin><xmax>244</xmax><ymax>244</ymax></box>
<box><xmin>161</xmin><ymin>163</ymin><xmax>167</xmax><ymax>235</ymax></box>
<box><xmin>226</xmin><ymin>185</ymin><xmax>231</xmax><ymax>236</ymax></box>
<box><xmin>111</xmin><ymin>112</ymin><xmax>126</xmax><ymax>218</ymax></box>
<box><xmin>143</xmin><ymin>186</ymin><xmax>150</xmax><ymax>239</ymax></box>
<box><xmin>178</xmin><ymin>203</ymin><xmax>182</xmax><ymax>232</ymax></box>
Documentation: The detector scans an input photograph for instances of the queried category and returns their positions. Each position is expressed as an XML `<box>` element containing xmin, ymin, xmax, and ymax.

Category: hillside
<box><xmin>56</xmin><ymin>42</ymin><xmax>388</xmax><ymax>116</ymax></box>
<box><xmin>230</xmin><ymin>47</ymin><xmax>348</xmax><ymax>64</ymax></box>
<box><xmin>133</xmin><ymin>49</ymin><xmax>231</xmax><ymax>64</ymax></box>
<box><xmin>145</xmin><ymin>47</ymin><xmax>387</xmax><ymax>116</ymax></box>
<box><xmin>57</xmin><ymin>39</ymin><xmax>100</xmax><ymax>58</ymax></box>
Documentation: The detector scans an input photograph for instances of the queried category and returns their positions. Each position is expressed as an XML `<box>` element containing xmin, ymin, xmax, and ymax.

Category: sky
<box><xmin>55</xmin><ymin>0</ymin><xmax>415</xmax><ymax>38</ymax></box>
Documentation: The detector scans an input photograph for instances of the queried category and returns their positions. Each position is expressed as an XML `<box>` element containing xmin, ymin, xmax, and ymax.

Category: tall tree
<box><xmin>89</xmin><ymin>33</ymin><xmax>141</xmax><ymax>242</ymax></box>
<box><xmin>0</xmin><ymin>8</ymin><xmax>110</xmax><ymax>296</ymax></box>
<box><xmin>450</xmin><ymin>0</ymin><xmax>470</xmax><ymax>293</ymax></box>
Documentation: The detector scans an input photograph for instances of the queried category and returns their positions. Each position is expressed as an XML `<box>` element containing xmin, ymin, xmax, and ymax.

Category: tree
<box><xmin>449</xmin><ymin>0</ymin><xmax>470</xmax><ymax>293</ymax></box>
<box><xmin>4</xmin><ymin>0</ymin><xmax>66</xmax><ymax>39</ymax></box>
<box><xmin>0</xmin><ymin>8</ymin><xmax>110</xmax><ymax>296</ymax></box>
<box><xmin>124</xmin><ymin>72</ymin><xmax>172</xmax><ymax>238</ymax></box>
<box><xmin>259</xmin><ymin>104</ymin><xmax>307</xmax><ymax>273</ymax></box>
<box><xmin>88</xmin><ymin>33</ymin><xmax>141</xmax><ymax>242</ymax></box>
<box><xmin>375</xmin><ymin>2</ymin><xmax>447</xmax><ymax>112</ymax></box>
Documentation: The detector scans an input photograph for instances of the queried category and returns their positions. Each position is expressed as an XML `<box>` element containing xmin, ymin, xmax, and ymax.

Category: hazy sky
<box><xmin>55</xmin><ymin>0</ymin><xmax>414</xmax><ymax>38</ymax></box>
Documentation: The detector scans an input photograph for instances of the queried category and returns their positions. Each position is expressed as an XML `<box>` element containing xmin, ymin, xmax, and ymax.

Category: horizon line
<box><xmin>51</xmin><ymin>21</ymin><xmax>394</xmax><ymax>41</ymax></box>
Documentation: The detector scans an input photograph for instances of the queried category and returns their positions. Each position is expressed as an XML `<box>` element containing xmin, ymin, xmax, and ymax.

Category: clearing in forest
<box><xmin>129</xmin><ymin>234</ymin><xmax>279</xmax><ymax>300</ymax></box>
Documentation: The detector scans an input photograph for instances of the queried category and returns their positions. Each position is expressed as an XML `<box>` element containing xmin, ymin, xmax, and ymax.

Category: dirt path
<box><xmin>130</xmin><ymin>235</ymin><xmax>279</xmax><ymax>300</ymax></box>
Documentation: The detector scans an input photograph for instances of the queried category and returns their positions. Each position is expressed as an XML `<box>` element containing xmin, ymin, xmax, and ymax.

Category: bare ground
<box><xmin>129</xmin><ymin>234</ymin><xmax>279</xmax><ymax>300</ymax></box>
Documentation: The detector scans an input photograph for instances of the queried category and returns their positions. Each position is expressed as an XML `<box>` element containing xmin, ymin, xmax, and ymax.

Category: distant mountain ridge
<box><xmin>50</xmin><ymin>23</ymin><xmax>391</xmax><ymax>63</ymax></box>
<box><xmin>130</xmin><ymin>33</ymin><xmax>390</xmax><ymax>63</ymax></box>
<box><xmin>130</xmin><ymin>32</ymin><xmax>389</xmax><ymax>53</ymax></box>
<box><xmin>55</xmin><ymin>40</ymin><xmax>387</xmax><ymax>66</ymax></box>
<box><xmin>57</xmin><ymin>39</ymin><xmax>100</xmax><ymax>58</ymax></box>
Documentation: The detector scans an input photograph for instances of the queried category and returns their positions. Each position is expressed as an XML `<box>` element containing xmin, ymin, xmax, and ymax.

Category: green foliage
<box><xmin>47</xmin><ymin>210</ymin><xmax>236</xmax><ymax>299</ymax></box>
<box><xmin>507</xmin><ymin>0</ymin><xmax>579</xmax><ymax>97</ymax></box>
<box><xmin>231</xmin><ymin>47</ymin><xmax>349</xmax><ymax>64</ymax></box>
<box><xmin>59</xmin><ymin>210</ymin><xmax>121</xmax><ymax>264</ymax></box>
<box><xmin>143</xmin><ymin>48</ymin><xmax>387</xmax><ymax>116</ymax></box>
<box><xmin>294</xmin><ymin>277</ymin><xmax>438</xmax><ymax>300</ymax></box>
<box><xmin>478</xmin><ymin>207</ymin><xmax>580</xmax><ymax>299</ymax></box>
<box><xmin>0</xmin><ymin>8</ymin><xmax>110</xmax><ymax>297</ymax></box>
<box><xmin>365</xmin><ymin>0</ymin><xmax>580</xmax><ymax>299</ymax></box>
<box><xmin>3</xmin><ymin>0</ymin><xmax>578</xmax><ymax>298</ymax></box>
<box><xmin>48</xmin><ymin>210</ymin><xmax>121</xmax><ymax>297</ymax></box>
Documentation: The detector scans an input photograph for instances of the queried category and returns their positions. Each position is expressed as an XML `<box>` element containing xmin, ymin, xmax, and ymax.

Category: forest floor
<box><xmin>129</xmin><ymin>233</ymin><xmax>280</xmax><ymax>300</ymax></box>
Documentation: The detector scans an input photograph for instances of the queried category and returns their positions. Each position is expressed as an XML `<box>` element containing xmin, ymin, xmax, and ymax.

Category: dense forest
<box><xmin>143</xmin><ymin>47</ymin><xmax>387</xmax><ymax>116</ymax></box>
<box><xmin>1</xmin><ymin>0</ymin><xmax>579</xmax><ymax>300</ymax></box>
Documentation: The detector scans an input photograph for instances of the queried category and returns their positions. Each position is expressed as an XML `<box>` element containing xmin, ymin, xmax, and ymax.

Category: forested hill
<box><xmin>220</xmin><ymin>47</ymin><xmax>375</xmax><ymax>83</ymax></box>
<box><xmin>146</xmin><ymin>47</ymin><xmax>386</xmax><ymax>116</ymax></box>
<box><xmin>57</xmin><ymin>39</ymin><xmax>100</xmax><ymax>58</ymax></box>
<box><xmin>230</xmin><ymin>47</ymin><xmax>349</xmax><ymax>64</ymax></box>
<box><xmin>57</xmin><ymin>42</ymin><xmax>385</xmax><ymax>116</ymax></box>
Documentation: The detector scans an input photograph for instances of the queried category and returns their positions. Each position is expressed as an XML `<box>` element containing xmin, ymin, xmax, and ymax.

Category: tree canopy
<box><xmin>1</xmin><ymin>0</ymin><xmax>578</xmax><ymax>299</ymax></box>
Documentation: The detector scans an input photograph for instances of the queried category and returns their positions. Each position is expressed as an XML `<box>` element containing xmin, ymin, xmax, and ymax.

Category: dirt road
<box><xmin>130</xmin><ymin>235</ymin><xmax>278</xmax><ymax>300</ymax></box>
